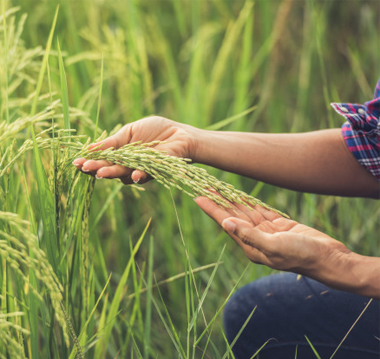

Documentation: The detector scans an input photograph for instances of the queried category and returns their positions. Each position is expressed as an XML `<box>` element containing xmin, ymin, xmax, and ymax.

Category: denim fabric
<box><xmin>224</xmin><ymin>273</ymin><xmax>380</xmax><ymax>359</ymax></box>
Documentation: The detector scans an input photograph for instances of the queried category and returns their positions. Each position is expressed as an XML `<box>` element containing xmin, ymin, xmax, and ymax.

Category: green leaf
<box><xmin>144</xmin><ymin>235</ymin><xmax>154</xmax><ymax>359</ymax></box>
<box><xmin>57</xmin><ymin>39</ymin><xmax>71</xmax><ymax>132</ymax></box>
<box><xmin>305</xmin><ymin>336</ymin><xmax>322</xmax><ymax>359</ymax></box>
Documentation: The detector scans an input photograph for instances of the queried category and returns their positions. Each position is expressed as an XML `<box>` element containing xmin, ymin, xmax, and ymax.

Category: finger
<box><xmin>222</xmin><ymin>217</ymin><xmax>270</xmax><ymax>249</ymax></box>
<box><xmin>96</xmin><ymin>164</ymin><xmax>132</xmax><ymax>179</ymax></box>
<box><xmin>221</xmin><ymin>218</ymin><xmax>270</xmax><ymax>264</ymax></box>
<box><xmin>131</xmin><ymin>170</ymin><xmax>151</xmax><ymax>184</ymax></box>
<box><xmin>241</xmin><ymin>245</ymin><xmax>269</xmax><ymax>266</ymax></box>
<box><xmin>81</xmin><ymin>160</ymin><xmax>113</xmax><ymax>172</ymax></box>
<box><xmin>194</xmin><ymin>197</ymin><xmax>244</xmax><ymax>225</ymax></box>
<box><xmin>234</xmin><ymin>202</ymin><xmax>266</xmax><ymax>226</ymax></box>
<box><xmin>253</xmin><ymin>204</ymin><xmax>282</xmax><ymax>221</ymax></box>
<box><xmin>120</xmin><ymin>171</ymin><xmax>151</xmax><ymax>185</ymax></box>
<box><xmin>89</xmin><ymin>125</ymin><xmax>131</xmax><ymax>151</ymax></box>
<box><xmin>72</xmin><ymin>157</ymin><xmax>86</xmax><ymax>169</ymax></box>
<box><xmin>197</xmin><ymin>192</ymin><xmax>253</xmax><ymax>218</ymax></box>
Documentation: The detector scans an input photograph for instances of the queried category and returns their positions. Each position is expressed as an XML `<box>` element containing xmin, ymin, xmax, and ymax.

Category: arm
<box><xmin>194</xmin><ymin>128</ymin><xmax>379</xmax><ymax>199</ymax></box>
<box><xmin>73</xmin><ymin>117</ymin><xmax>379</xmax><ymax>198</ymax></box>
<box><xmin>195</xmin><ymin>197</ymin><xmax>380</xmax><ymax>299</ymax></box>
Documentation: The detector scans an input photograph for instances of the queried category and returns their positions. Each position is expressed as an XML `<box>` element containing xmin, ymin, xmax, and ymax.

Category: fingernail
<box><xmin>133</xmin><ymin>178</ymin><xmax>140</xmax><ymax>184</ymax></box>
<box><xmin>82</xmin><ymin>168</ymin><xmax>90</xmax><ymax>172</ymax></box>
<box><xmin>95</xmin><ymin>174</ymin><xmax>103</xmax><ymax>180</ymax></box>
<box><xmin>72</xmin><ymin>159</ymin><xmax>81</xmax><ymax>167</ymax></box>
<box><xmin>222</xmin><ymin>219</ymin><xmax>236</xmax><ymax>234</ymax></box>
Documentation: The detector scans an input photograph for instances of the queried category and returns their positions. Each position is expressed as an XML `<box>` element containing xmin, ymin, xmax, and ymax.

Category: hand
<box><xmin>194</xmin><ymin>197</ymin><xmax>351</xmax><ymax>275</ymax></box>
<box><xmin>72</xmin><ymin>116</ymin><xmax>199</xmax><ymax>184</ymax></box>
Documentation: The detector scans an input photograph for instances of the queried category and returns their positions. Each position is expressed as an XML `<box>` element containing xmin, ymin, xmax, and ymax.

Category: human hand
<box><xmin>194</xmin><ymin>197</ymin><xmax>351</xmax><ymax>275</ymax></box>
<box><xmin>72</xmin><ymin>116</ymin><xmax>200</xmax><ymax>184</ymax></box>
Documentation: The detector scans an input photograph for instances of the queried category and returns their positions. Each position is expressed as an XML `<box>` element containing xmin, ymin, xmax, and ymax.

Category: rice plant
<box><xmin>0</xmin><ymin>1</ymin><xmax>378</xmax><ymax>358</ymax></box>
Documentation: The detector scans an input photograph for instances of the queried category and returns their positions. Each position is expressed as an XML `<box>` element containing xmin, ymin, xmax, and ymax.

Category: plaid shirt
<box><xmin>331</xmin><ymin>77</ymin><xmax>380</xmax><ymax>180</ymax></box>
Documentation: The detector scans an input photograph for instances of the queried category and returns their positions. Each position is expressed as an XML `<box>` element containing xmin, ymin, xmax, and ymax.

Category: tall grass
<box><xmin>0</xmin><ymin>1</ymin><xmax>379</xmax><ymax>358</ymax></box>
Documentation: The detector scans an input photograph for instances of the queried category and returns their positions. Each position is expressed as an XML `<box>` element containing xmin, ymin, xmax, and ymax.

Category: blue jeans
<box><xmin>223</xmin><ymin>273</ymin><xmax>380</xmax><ymax>359</ymax></box>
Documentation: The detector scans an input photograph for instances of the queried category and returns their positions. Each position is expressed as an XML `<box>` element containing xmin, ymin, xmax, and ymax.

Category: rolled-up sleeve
<box><xmin>331</xmin><ymin>78</ymin><xmax>380</xmax><ymax>181</ymax></box>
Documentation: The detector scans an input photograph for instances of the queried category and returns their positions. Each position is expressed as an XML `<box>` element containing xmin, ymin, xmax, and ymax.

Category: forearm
<box><xmin>194</xmin><ymin>128</ymin><xmax>379</xmax><ymax>198</ymax></box>
<box><xmin>306</xmin><ymin>251</ymin><xmax>380</xmax><ymax>300</ymax></box>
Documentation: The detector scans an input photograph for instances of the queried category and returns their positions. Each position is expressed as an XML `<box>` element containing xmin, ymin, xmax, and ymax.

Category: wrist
<box><xmin>307</xmin><ymin>245</ymin><xmax>380</xmax><ymax>299</ymax></box>
<box><xmin>189</xmin><ymin>127</ymin><xmax>214</xmax><ymax>164</ymax></box>
<box><xmin>347</xmin><ymin>253</ymin><xmax>380</xmax><ymax>299</ymax></box>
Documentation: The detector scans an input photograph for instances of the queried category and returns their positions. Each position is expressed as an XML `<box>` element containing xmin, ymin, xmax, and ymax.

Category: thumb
<box><xmin>222</xmin><ymin>218</ymin><xmax>266</xmax><ymax>247</ymax></box>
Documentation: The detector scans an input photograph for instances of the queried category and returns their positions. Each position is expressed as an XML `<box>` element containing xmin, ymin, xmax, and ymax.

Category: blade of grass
<box><xmin>90</xmin><ymin>182</ymin><xmax>124</xmax><ymax>234</ymax></box>
<box><xmin>93</xmin><ymin>293</ymin><xmax>109</xmax><ymax>359</ymax></box>
<box><xmin>22</xmin><ymin>170</ymin><xmax>40</xmax><ymax>359</ymax></box>
<box><xmin>1</xmin><ymin>0</ymin><xmax>10</xmax><ymax>124</ymax></box>
<box><xmin>68</xmin><ymin>273</ymin><xmax>112</xmax><ymax>359</ymax></box>
<box><xmin>312</xmin><ymin>4</ymin><xmax>334</xmax><ymax>129</ymax></box>
<box><xmin>304</xmin><ymin>336</ymin><xmax>322</xmax><ymax>359</ymax></box>
<box><xmin>126</xmin><ymin>262</ymin><xmax>222</xmax><ymax>300</ymax></box>
<box><xmin>221</xmin><ymin>306</ymin><xmax>257</xmax><ymax>359</ymax></box>
<box><xmin>194</xmin><ymin>263</ymin><xmax>250</xmax><ymax>346</ymax></box>
<box><xmin>329</xmin><ymin>299</ymin><xmax>373</xmax><ymax>359</ymax></box>
<box><xmin>204</xmin><ymin>1</ymin><xmax>253</xmax><ymax>122</ymax></box>
<box><xmin>30</xmin><ymin>6</ymin><xmax>59</xmax><ymax>117</ymax></box>
<box><xmin>232</xmin><ymin>6</ymin><xmax>254</xmax><ymax>131</ymax></box>
<box><xmin>150</xmin><ymin>274</ymin><xmax>187</xmax><ymax>359</ymax></box>
<box><xmin>143</xmin><ymin>235</ymin><xmax>154</xmax><ymax>359</ymax></box>
<box><xmin>94</xmin><ymin>54</ymin><xmax>104</xmax><ymax>140</ymax></box>
<box><xmin>220</xmin><ymin>330</ymin><xmax>236</xmax><ymax>359</ymax></box>
<box><xmin>170</xmin><ymin>190</ymin><xmax>209</xmax><ymax>329</ymax></box>
<box><xmin>206</xmin><ymin>105</ymin><xmax>257</xmax><ymax>131</ymax></box>
<box><xmin>57</xmin><ymin>39</ymin><xmax>70</xmax><ymax>132</ymax></box>
<box><xmin>188</xmin><ymin>245</ymin><xmax>226</xmax><ymax>332</ymax></box>
<box><xmin>123</xmin><ymin>257</ymin><xmax>146</xmax><ymax>353</ymax></box>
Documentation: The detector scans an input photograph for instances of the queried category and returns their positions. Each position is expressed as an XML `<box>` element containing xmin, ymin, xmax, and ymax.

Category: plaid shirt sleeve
<box><xmin>331</xmin><ymin>77</ymin><xmax>380</xmax><ymax>181</ymax></box>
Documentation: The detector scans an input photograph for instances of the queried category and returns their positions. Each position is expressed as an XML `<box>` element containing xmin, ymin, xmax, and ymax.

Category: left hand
<box><xmin>194</xmin><ymin>197</ymin><xmax>351</xmax><ymax>275</ymax></box>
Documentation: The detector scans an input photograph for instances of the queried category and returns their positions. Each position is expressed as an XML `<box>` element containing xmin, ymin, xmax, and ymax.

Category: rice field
<box><xmin>0</xmin><ymin>1</ymin><xmax>379</xmax><ymax>358</ymax></box>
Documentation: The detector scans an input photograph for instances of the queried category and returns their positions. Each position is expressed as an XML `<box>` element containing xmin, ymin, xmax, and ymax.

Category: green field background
<box><xmin>0</xmin><ymin>0</ymin><xmax>379</xmax><ymax>358</ymax></box>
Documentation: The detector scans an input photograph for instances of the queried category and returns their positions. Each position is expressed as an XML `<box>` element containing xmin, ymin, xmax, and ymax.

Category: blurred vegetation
<box><xmin>0</xmin><ymin>0</ymin><xmax>379</xmax><ymax>357</ymax></box>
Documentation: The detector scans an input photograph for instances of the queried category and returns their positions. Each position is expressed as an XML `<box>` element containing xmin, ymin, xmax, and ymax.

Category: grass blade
<box><xmin>30</xmin><ymin>6</ymin><xmax>59</xmax><ymax>117</ymax></box>
<box><xmin>143</xmin><ymin>235</ymin><xmax>154</xmax><ymax>359</ymax></box>
<box><xmin>57</xmin><ymin>39</ymin><xmax>70</xmax><ymax>132</ymax></box>
<box><xmin>188</xmin><ymin>245</ymin><xmax>226</xmax><ymax>331</ymax></box>
<box><xmin>94</xmin><ymin>54</ymin><xmax>104</xmax><ymax>140</ymax></box>
<box><xmin>304</xmin><ymin>336</ymin><xmax>322</xmax><ymax>359</ymax></box>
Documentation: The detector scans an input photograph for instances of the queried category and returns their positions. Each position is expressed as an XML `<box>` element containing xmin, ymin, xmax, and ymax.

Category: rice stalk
<box><xmin>0</xmin><ymin>211</ymin><xmax>69</xmax><ymax>346</ymax></box>
<box><xmin>61</xmin><ymin>303</ymin><xmax>84</xmax><ymax>359</ymax></box>
<box><xmin>81</xmin><ymin>177</ymin><xmax>95</xmax><ymax>321</ymax></box>
<box><xmin>0</xmin><ymin>315</ymin><xmax>29</xmax><ymax>359</ymax></box>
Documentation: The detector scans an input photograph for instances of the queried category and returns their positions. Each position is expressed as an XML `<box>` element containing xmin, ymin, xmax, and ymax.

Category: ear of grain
<box><xmin>74</xmin><ymin>141</ymin><xmax>288</xmax><ymax>218</ymax></box>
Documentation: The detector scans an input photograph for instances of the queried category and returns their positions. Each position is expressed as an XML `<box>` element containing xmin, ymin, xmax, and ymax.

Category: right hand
<box><xmin>72</xmin><ymin>116</ymin><xmax>200</xmax><ymax>184</ymax></box>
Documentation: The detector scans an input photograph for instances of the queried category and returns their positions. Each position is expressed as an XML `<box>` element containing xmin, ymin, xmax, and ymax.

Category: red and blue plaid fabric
<box><xmin>331</xmin><ymin>77</ymin><xmax>380</xmax><ymax>180</ymax></box>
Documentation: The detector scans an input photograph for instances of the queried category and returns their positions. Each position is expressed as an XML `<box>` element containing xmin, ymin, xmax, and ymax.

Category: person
<box><xmin>73</xmin><ymin>78</ymin><xmax>380</xmax><ymax>358</ymax></box>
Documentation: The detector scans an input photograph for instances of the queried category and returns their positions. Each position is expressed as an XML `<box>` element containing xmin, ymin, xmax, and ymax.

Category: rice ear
<box><xmin>74</xmin><ymin>140</ymin><xmax>289</xmax><ymax>218</ymax></box>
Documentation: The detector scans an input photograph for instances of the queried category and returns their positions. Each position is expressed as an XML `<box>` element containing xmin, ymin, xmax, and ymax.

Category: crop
<box><xmin>75</xmin><ymin>141</ymin><xmax>289</xmax><ymax>217</ymax></box>
<box><xmin>0</xmin><ymin>2</ymin><xmax>378</xmax><ymax>359</ymax></box>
